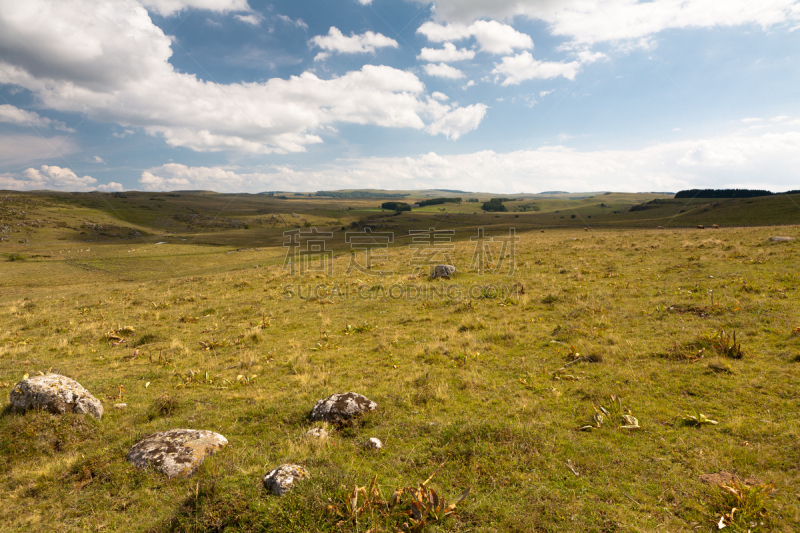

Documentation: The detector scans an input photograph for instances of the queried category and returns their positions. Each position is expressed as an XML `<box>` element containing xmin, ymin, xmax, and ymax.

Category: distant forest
<box><xmin>675</xmin><ymin>189</ymin><xmax>800</xmax><ymax>198</ymax></box>
<box><xmin>315</xmin><ymin>191</ymin><xmax>409</xmax><ymax>198</ymax></box>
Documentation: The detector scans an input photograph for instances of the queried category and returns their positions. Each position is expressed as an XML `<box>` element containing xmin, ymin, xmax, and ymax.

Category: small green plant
<box><xmin>7</xmin><ymin>253</ymin><xmax>24</xmax><ymax>262</ymax></box>
<box><xmin>681</xmin><ymin>409</ymin><xmax>718</xmax><ymax>427</ymax></box>
<box><xmin>581</xmin><ymin>395</ymin><xmax>640</xmax><ymax>430</ymax></box>
<box><xmin>133</xmin><ymin>333</ymin><xmax>159</xmax><ymax>347</ymax></box>
<box><xmin>343</xmin><ymin>322</ymin><xmax>374</xmax><ymax>334</ymax></box>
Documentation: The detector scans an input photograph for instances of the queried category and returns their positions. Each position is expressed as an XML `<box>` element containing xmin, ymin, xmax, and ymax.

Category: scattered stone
<box><xmin>306</xmin><ymin>427</ymin><xmax>329</xmax><ymax>440</ymax></box>
<box><xmin>126</xmin><ymin>429</ymin><xmax>228</xmax><ymax>478</ymax></box>
<box><xmin>263</xmin><ymin>464</ymin><xmax>310</xmax><ymax>496</ymax></box>
<box><xmin>365</xmin><ymin>437</ymin><xmax>383</xmax><ymax>450</ymax></box>
<box><xmin>310</xmin><ymin>392</ymin><xmax>377</xmax><ymax>423</ymax></box>
<box><xmin>769</xmin><ymin>236</ymin><xmax>795</xmax><ymax>242</ymax></box>
<box><xmin>431</xmin><ymin>264</ymin><xmax>456</xmax><ymax>279</ymax></box>
<box><xmin>9</xmin><ymin>374</ymin><xmax>103</xmax><ymax>419</ymax></box>
<box><xmin>113</xmin><ymin>403</ymin><xmax>128</xmax><ymax>409</ymax></box>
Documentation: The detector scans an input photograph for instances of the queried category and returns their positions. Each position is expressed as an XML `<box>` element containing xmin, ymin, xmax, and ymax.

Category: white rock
<box><xmin>10</xmin><ymin>374</ymin><xmax>103</xmax><ymax>419</ymax></box>
<box><xmin>263</xmin><ymin>464</ymin><xmax>310</xmax><ymax>496</ymax></box>
<box><xmin>113</xmin><ymin>403</ymin><xmax>127</xmax><ymax>409</ymax></box>
<box><xmin>365</xmin><ymin>437</ymin><xmax>383</xmax><ymax>450</ymax></box>
<box><xmin>769</xmin><ymin>236</ymin><xmax>795</xmax><ymax>242</ymax></box>
<box><xmin>310</xmin><ymin>392</ymin><xmax>377</xmax><ymax>423</ymax></box>
<box><xmin>126</xmin><ymin>429</ymin><xmax>228</xmax><ymax>478</ymax></box>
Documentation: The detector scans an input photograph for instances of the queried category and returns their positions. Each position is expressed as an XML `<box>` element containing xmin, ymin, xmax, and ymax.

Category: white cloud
<box><xmin>0</xmin><ymin>2</ymin><xmax>485</xmax><ymax>154</ymax></box>
<box><xmin>92</xmin><ymin>155</ymin><xmax>106</xmax><ymax>164</ymax></box>
<box><xmin>424</xmin><ymin>63</ymin><xmax>466</xmax><ymax>79</ymax></box>
<box><xmin>0</xmin><ymin>165</ymin><xmax>96</xmax><ymax>191</ymax></box>
<box><xmin>539</xmin><ymin>90</ymin><xmax>553</xmax><ymax>97</ymax></box>
<box><xmin>492</xmin><ymin>51</ymin><xmax>580</xmax><ymax>84</ymax></box>
<box><xmin>130</xmin><ymin>127</ymin><xmax>800</xmax><ymax>194</ymax></box>
<box><xmin>276</xmin><ymin>14</ymin><xmax>308</xmax><ymax>29</ymax></box>
<box><xmin>418</xmin><ymin>42</ymin><xmax>476</xmax><ymax>62</ymax></box>
<box><xmin>356</xmin><ymin>0</ymin><xmax>372</xmax><ymax>4</ymax></box>
<box><xmin>432</xmin><ymin>92</ymin><xmax>449</xmax><ymax>101</ymax></box>
<box><xmin>234</xmin><ymin>13</ymin><xmax>262</xmax><ymax>25</ymax></box>
<box><xmin>418</xmin><ymin>0</ymin><xmax>800</xmax><ymax>46</ymax></box>
<box><xmin>141</xmin><ymin>0</ymin><xmax>250</xmax><ymax>17</ymax></box>
<box><xmin>426</xmin><ymin>104</ymin><xmax>488</xmax><ymax>140</ymax></box>
<box><xmin>417</xmin><ymin>20</ymin><xmax>533</xmax><ymax>54</ymax></box>
<box><xmin>0</xmin><ymin>104</ymin><xmax>73</xmax><ymax>131</ymax></box>
<box><xmin>309</xmin><ymin>27</ymin><xmax>398</xmax><ymax>55</ymax></box>
<box><xmin>97</xmin><ymin>181</ymin><xmax>124</xmax><ymax>192</ymax></box>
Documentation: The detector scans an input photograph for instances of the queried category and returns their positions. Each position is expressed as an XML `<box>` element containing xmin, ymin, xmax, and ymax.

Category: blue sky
<box><xmin>1</xmin><ymin>0</ymin><xmax>799</xmax><ymax>193</ymax></box>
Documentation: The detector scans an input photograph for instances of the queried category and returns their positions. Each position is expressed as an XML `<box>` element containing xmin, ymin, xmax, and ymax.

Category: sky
<box><xmin>1</xmin><ymin>0</ymin><xmax>799</xmax><ymax>194</ymax></box>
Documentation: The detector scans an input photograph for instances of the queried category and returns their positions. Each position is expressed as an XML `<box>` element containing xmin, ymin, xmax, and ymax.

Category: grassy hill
<box><xmin>1</xmin><ymin>189</ymin><xmax>799</xmax><ymax>531</ymax></box>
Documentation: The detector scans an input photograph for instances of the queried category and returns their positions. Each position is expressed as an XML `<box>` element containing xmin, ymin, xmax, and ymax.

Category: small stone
<box><xmin>431</xmin><ymin>264</ymin><xmax>456</xmax><ymax>279</ymax></box>
<box><xmin>9</xmin><ymin>374</ymin><xmax>103</xmax><ymax>419</ymax></box>
<box><xmin>306</xmin><ymin>427</ymin><xmax>329</xmax><ymax>440</ymax></box>
<box><xmin>126</xmin><ymin>429</ymin><xmax>228</xmax><ymax>478</ymax></box>
<box><xmin>263</xmin><ymin>464</ymin><xmax>310</xmax><ymax>496</ymax></box>
<box><xmin>113</xmin><ymin>403</ymin><xmax>127</xmax><ymax>409</ymax></box>
<box><xmin>365</xmin><ymin>437</ymin><xmax>383</xmax><ymax>450</ymax></box>
<box><xmin>769</xmin><ymin>236</ymin><xmax>795</xmax><ymax>242</ymax></box>
<box><xmin>310</xmin><ymin>392</ymin><xmax>377</xmax><ymax>423</ymax></box>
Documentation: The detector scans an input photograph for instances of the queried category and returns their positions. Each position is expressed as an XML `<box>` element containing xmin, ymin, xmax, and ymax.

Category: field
<box><xmin>1</xmin><ymin>190</ymin><xmax>799</xmax><ymax>532</ymax></box>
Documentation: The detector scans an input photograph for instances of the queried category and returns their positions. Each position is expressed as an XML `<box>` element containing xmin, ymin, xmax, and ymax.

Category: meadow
<box><xmin>1</xmin><ymin>190</ymin><xmax>799</xmax><ymax>532</ymax></box>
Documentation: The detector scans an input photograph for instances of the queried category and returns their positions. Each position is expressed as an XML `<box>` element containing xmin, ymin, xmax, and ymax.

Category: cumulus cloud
<box><xmin>0</xmin><ymin>2</ymin><xmax>486</xmax><ymax>154</ymax></box>
<box><xmin>0</xmin><ymin>165</ymin><xmax>96</xmax><ymax>191</ymax></box>
<box><xmin>492</xmin><ymin>51</ymin><xmax>580</xmax><ymax>84</ymax></box>
<box><xmin>97</xmin><ymin>181</ymin><xmax>124</xmax><ymax>192</ymax></box>
<box><xmin>426</xmin><ymin>104</ymin><xmax>488</xmax><ymax>140</ymax></box>
<box><xmin>423</xmin><ymin>63</ymin><xmax>466</xmax><ymax>79</ymax></box>
<box><xmin>418</xmin><ymin>0</ymin><xmax>800</xmax><ymax>46</ymax></box>
<box><xmin>417</xmin><ymin>20</ymin><xmax>533</xmax><ymax>54</ymax></box>
<box><xmin>0</xmin><ymin>104</ymin><xmax>73</xmax><ymax>131</ymax></box>
<box><xmin>309</xmin><ymin>27</ymin><xmax>398</xmax><ymax>56</ymax></box>
<box><xmin>418</xmin><ymin>42</ymin><xmax>476</xmax><ymax>62</ymax></box>
<box><xmin>140</xmin><ymin>163</ymin><xmax>323</xmax><ymax>192</ymax></box>
<box><xmin>141</xmin><ymin>0</ymin><xmax>250</xmax><ymax>17</ymax></box>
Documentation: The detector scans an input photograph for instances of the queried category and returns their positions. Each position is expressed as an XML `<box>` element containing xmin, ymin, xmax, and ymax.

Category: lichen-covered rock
<box><xmin>306</xmin><ymin>427</ymin><xmax>329</xmax><ymax>440</ymax></box>
<box><xmin>126</xmin><ymin>429</ymin><xmax>227</xmax><ymax>478</ymax></box>
<box><xmin>263</xmin><ymin>464</ymin><xmax>310</xmax><ymax>496</ymax></box>
<box><xmin>10</xmin><ymin>374</ymin><xmax>103</xmax><ymax>419</ymax></box>
<box><xmin>310</xmin><ymin>392</ymin><xmax>377</xmax><ymax>423</ymax></box>
<box><xmin>365</xmin><ymin>437</ymin><xmax>383</xmax><ymax>450</ymax></box>
<box><xmin>769</xmin><ymin>236</ymin><xmax>795</xmax><ymax>242</ymax></box>
<box><xmin>431</xmin><ymin>264</ymin><xmax>456</xmax><ymax>279</ymax></box>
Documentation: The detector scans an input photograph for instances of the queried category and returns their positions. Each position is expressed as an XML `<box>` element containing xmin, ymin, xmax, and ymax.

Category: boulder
<box><xmin>263</xmin><ymin>464</ymin><xmax>310</xmax><ymax>496</ymax></box>
<box><xmin>769</xmin><ymin>236</ymin><xmax>795</xmax><ymax>242</ymax></box>
<box><xmin>431</xmin><ymin>264</ymin><xmax>456</xmax><ymax>279</ymax></box>
<box><xmin>10</xmin><ymin>374</ymin><xmax>103</xmax><ymax>419</ymax></box>
<box><xmin>126</xmin><ymin>429</ymin><xmax>227</xmax><ymax>478</ymax></box>
<box><xmin>310</xmin><ymin>392</ymin><xmax>377</xmax><ymax>423</ymax></box>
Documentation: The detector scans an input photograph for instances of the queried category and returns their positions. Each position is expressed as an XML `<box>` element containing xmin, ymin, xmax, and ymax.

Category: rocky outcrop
<box><xmin>263</xmin><ymin>464</ymin><xmax>310</xmax><ymax>496</ymax></box>
<box><xmin>10</xmin><ymin>374</ymin><xmax>103</xmax><ymax>419</ymax></box>
<box><xmin>310</xmin><ymin>392</ymin><xmax>377</xmax><ymax>423</ymax></box>
<box><xmin>769</xmin><ymin>236</ymin><xmax>795</xmax><ymax>242</ymax></box>
<box><xmin>126</xmin><ymin>429</ymin><xmax>228</xmax><ymax>478</ymax></box>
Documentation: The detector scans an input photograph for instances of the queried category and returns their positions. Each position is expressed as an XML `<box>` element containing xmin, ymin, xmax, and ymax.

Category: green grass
<box><xmin>1</xmin><ymin>191</ymin><xmax>799</xmax><ymax>531</ymax></box>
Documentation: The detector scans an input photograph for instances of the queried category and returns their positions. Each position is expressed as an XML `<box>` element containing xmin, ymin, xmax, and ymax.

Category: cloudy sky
<box><xmin>1</xmin><ymin>0</ymin><xmax>799</xmax><ymax>193</ymax></box>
